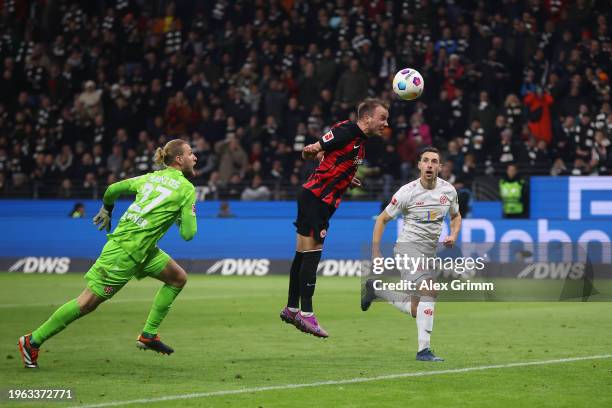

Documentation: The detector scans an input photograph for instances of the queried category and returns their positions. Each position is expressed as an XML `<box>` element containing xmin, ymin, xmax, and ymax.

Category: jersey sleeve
<box><xmin>102</xmin><ymin>176</ymin><xmax>144</xmax><ymax>207</ymax></box>
<box><xmin>450</xmin><ymin>188</ymin><xmax>460</xmax><ymax>215</ymax></box>
<box><xmin>319</xmin><ymin>126</ymin><xmax>353</xmax><ymax>152</ymax></box>
<box><xmin>385</xmin><ymin>188</ymin><xmax>407</xmax><ymax>218</ymax></box>
<box><xmin>179</xmin><ymin>185</ymin><xmax>197</xmax><ymax>241</ymax></box>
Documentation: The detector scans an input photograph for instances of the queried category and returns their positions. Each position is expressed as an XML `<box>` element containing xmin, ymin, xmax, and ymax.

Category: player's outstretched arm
<box><xmin>178</xmin><ymin>188</ymin><xmax>197</xmax><ymax>241</ymax></box>
<box><xmin>93</xmin><ymin>177</ymin><xmax>141</xmax><ymax>232</ymax></box>
<box><xmin>372</xmin><ymin>210</ymin><xmax>393</xmax><ymax>259</ymax></box>
<box><xmin>102</xmin><ymin>177</ymin><xmax>141</xmax><ymax>207</ymax></box>
<box><xmin>302</xmin><ymin>142</ymin><xmax>323</xmax><ymax>160</ymax></box>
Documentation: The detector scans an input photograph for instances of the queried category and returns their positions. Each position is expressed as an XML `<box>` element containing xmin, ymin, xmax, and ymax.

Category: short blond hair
<box><xmin>357</xmin><ymin>98</ymin><xmax>388</xmax><ymax>120</ymax></box>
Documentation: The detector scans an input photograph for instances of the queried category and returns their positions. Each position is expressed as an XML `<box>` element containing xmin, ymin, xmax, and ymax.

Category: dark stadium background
<box><xmin>0</xmin><ymin>0</ymin><xmax>609</xmax><ymax>202</ymax></box>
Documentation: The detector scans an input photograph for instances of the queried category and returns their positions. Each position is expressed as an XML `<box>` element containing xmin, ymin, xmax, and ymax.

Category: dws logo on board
<box><xmin>8</xmin><ymin>257</ymin><xmax>71</xmax><ymax>274</ymax></box>
<box><xmin>317</xmin><ymin>260</ymin><xmax>362</xmax><ymax>277</ymax></box>
<box><xmin>517</xmin><ymin>262</ymin><xmax>585</xmax><ymax>279</ymax></box>
<box><xmin>206</xmin><ymin>259</ymin><xmax>270</xmax><ymax>276</ymax></box>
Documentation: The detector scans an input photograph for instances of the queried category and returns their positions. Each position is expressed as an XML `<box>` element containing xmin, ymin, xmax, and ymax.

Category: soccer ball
<box><xmin>392</xmin><ymin>68</ymin><xmax>424</xmax><ymax>101</ymax></box>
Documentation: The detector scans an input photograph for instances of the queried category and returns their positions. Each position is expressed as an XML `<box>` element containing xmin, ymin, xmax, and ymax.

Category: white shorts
<box><xmin>393</xmin><ymin>242</ymin><xmax>437</xmax><ymax>287</ymax></box>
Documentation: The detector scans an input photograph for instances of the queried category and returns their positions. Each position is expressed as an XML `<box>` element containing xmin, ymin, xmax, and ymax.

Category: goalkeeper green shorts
<box><xmin>85</xmin><ymin>239</ymin><xmax>171</xmax><ymax>299</ymax></box>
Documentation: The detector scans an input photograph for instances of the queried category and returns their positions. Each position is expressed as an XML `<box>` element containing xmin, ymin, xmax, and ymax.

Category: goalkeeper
<box><xmin>18</xmin><ymin>139</ymin><xmax>198</xmax><ymax>368</ymax></box>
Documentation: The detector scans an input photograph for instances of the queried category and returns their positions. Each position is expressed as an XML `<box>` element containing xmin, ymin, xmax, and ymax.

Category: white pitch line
<box><xmin>70</xmin><ymin>354</ymin><xmax>612</xmax><ymax>408</ymax></box>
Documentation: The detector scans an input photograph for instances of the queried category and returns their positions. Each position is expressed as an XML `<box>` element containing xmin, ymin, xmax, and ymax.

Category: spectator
<box><xmin>57</xmin><ymin>178</ymin><xmax>73</xmax><ymax>198</ymax></box>
<box><xmin>550</xmin><ymin>158</ymin><xmax>569</xmax><ymax>176</ymax></box>
<box><xmin>524</xmin><ymin>87</ymin><xmax>554</xmax><ymax>144</ymax></box>
<box><xmin>241</xmin><ymin>174</ymin><xmax>271</xmax><ymax>201</ymax></box>
<box><xmin>107</xmin><ymin>144</ymin><xmax>123</xmax><ymax>176</ymax></box>
<box><xmin>215</xmin><ymin>136</ymin><xmax>248</xmax><ymax>183</ymax></box>
<box><xmin>221</xmin><ymin>173</ymin><xmax>244</xmax><ymax>200</ymax></box>
<box><xmin>494</xmin><ymin>128</ymin><xmax>520</xmax><ymax>168</ymax></box>
<box><xmin>77</xmin><ymin>80</ymin><xmax>102</xmax><ymax>124</ymax></box>
<box><xmin>335</xmin><ymin>59</ymin><xmax>368</xmax><ymax>106</ymax></box>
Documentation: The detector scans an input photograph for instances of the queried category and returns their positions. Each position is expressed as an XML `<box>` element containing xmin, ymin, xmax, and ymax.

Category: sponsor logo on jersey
<box><xmin>423</xmin><ymin>210</ymin><xmax>439</xmax><ymax>222</ymax></box>
<box><xmin>206</xmin><ymin>259</ymin><xmax>270</xmax><ymax>276</ymax></box>
<box><xmin>322</xmin><ymin>131</ymin><xmax>334</xmax><ymax>142</ymax></box>
<box><xmin>391</xmin><ymin>197</ymin><xmax>398</xmax><ymax>206</ymax></box>
<box><xmin>416</xmin><ymin>201</ymin><xmax>424</xmax><ymax>206</ymax></box>
<box><xmin>8</xmin><ymin>257</ymin><xmax>71</xmax><ymax>274</ymax></box>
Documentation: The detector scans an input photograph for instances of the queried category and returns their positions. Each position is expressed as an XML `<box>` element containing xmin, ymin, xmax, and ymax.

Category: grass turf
<box><xmin>1</xmin><ymin>274</ymin><xmax>611</xmax><ymax>407</ymax></box>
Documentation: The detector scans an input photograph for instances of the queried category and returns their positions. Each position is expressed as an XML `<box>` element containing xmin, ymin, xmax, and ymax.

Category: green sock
<box><xmin>142</xmin><ymin>284</ymin><xmax>183</xmax><ymax>335</ymax></box>
<box><xmin>31</xmin><ymin>299</ymin><xmax>81</xmax><ymax>346</ymax></box>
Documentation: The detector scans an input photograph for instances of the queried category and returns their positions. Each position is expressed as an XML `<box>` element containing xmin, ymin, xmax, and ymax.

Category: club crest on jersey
<box><xmin>322</xmin><ymin>131</ymin><xmax>334</xmax><ymax>142</ymax></box>
<box><xmin>391</xmin><ymin>197</ymin><xmax>398</xmax><ymax>206</ymax></box>
<box><xmin>440</xmin><ymin>195</ymin><xmax>448</xmax><ymax>204</ymax></box>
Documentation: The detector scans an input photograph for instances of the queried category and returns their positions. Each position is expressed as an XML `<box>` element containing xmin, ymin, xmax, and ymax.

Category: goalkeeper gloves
<box><xmin>93</xmin><ymin>204</ymin><xmax>114</xmax><ymax>232</ymax></box>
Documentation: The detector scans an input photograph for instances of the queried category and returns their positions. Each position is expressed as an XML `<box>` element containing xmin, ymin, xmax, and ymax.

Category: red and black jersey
<box><xmin>303</xmin><ymin>120</ymin><xmax>366</xmax><ymax>208</ymax></box>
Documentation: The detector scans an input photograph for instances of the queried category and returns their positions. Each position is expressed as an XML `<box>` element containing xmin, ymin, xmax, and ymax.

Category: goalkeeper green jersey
<box><xmin>103</xmin><ymin>167</ymin><xmax>197</xmax><ymax>263</ymax></box>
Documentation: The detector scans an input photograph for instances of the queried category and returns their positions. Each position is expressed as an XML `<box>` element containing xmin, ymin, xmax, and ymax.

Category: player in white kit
<box><xmin>363</xmin><ymin>147</ymin><xmax>462</xmax><ymax>361</ymax></box>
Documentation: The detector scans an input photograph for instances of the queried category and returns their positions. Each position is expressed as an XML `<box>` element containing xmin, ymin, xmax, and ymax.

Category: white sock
<box><xmin>288</xmin><ymin>307</ymin><xmax>299</xmax><ymax>313</ymax></box>
<box><xmin>376</xmin><ymin>290</ymin><xmax>412</xmax><ymax>314</ymax></box>
<box><xmin>300</xmin><ymin>311</ymin><xmax>313</xmax><ymax>317</ymax></box>
<box><xmin>416</xmin><ymin>299</ymin><xmax>435</xmax><ymax>352</ymax></box>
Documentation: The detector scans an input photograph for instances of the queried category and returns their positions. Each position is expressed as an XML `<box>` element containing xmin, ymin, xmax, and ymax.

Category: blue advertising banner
<box><xmin>530</xmin><ymin>176</ymin><xmax>612</xmax><ymax>220</ymax></box>
<box><xmin>2</xmin><ymin>207</ymin><xmax>612</xmax><ymax>259</ymax></box>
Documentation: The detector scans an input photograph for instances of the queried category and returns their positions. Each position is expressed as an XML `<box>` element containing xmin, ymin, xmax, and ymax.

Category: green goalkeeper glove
<box><xmin>93</xmin><ymin>204</ymin><xmax>114</xmax><ymax>232</ymax></box>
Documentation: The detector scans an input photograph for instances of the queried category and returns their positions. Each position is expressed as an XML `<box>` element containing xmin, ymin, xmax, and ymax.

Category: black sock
<box><xmin>287</xmin><ymin>251</ymin><xmax>303</xmax><ymax>308</ymax></box>
<box><xmin>299</xmin><ymin>250</ymin><xmax>322</xmax><ymax>313</ymax></box>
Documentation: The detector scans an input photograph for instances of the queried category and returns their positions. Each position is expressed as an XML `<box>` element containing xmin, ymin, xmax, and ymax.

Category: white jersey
<box><xmin>385</xmin><ymin>177</ymin><xmax>459</xmax><ymax>254</ymax></box>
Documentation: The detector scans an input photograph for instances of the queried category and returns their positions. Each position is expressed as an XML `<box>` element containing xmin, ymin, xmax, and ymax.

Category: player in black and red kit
<box><xmin>280</xmin><ymin>98</ymin><xmax>389</xmax><ymax>337</ymax></box>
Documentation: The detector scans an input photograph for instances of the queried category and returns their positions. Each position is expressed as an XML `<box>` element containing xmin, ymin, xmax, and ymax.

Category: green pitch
<box><xmin>1</xmin><ymin>274</ymin><xmax>611</xmax><ymax>408</ymax></box>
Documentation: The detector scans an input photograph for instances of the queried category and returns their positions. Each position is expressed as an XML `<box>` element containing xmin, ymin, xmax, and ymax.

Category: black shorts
<box><xmin>294</xmin><ymin>187</ymin><xmax>337</xmax><ymax>243</ymax></box>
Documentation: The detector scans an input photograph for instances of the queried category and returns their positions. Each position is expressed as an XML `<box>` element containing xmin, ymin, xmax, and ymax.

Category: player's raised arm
<box><xmin>93</xmin><ymin>176</ymin><xmax>141</xmax><ymax>232</ymax></box>
<box><xmin>178</xmin><ymin>187</ymin><xmax>197</xmax><ymax>241</ymax></box>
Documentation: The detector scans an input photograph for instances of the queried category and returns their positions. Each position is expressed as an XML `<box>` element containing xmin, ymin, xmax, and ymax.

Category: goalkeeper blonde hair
<box><xmin>154</xmin><ymin>139</ymin><xmax>188</xmax><ymax>166</ymax></box>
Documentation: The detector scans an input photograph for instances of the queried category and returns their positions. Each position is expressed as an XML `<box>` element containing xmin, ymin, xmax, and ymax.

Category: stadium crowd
<box><xmin>0</xmin><ymin>0</ymin><xmax>610</xmax><ymax>204</ymax></box>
